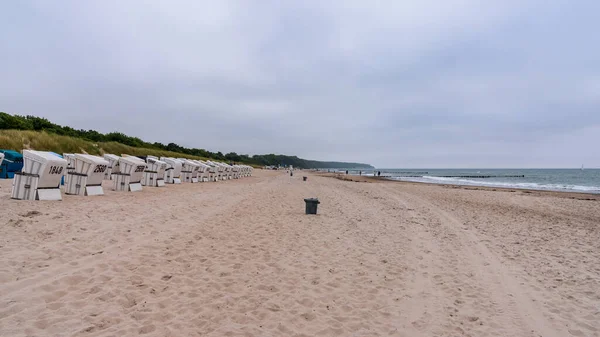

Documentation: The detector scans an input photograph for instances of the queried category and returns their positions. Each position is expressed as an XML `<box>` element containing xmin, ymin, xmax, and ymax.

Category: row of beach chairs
<box><xmin>9</xmin><ymin>150</ymin><xmax>253</xmax><ymax>201</ymax></box>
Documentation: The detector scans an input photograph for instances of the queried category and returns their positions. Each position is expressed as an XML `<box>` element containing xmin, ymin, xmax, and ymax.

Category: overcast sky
<box><xmin>1</xmin><ymin>1</ymin><xmax>599</xmax><ymax>168</ymax></box>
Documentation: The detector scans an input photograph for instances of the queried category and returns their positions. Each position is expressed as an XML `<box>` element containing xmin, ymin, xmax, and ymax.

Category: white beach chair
<box><xmin>12</xmin><ymin>150</ymin><xmax>68</xmax><ymax>200</ymax></box>
<box><xmin>62</xmin><ymin>153</ymin><xmax>76</xmax><ymax>185</ymax></box>
<box><xmin>65</xmin><ymin>154</ymin><xmax>109</xmax><ymax>196</ymax></box>
<box><xmin>190</xmin><ymin>160</ymin><xmax>202</xmax><ymax>183</ymax></box>
<box><xmin>203</xmin><ymin>161</ymin><xmax>219</xmax><ymax>181</ymax></box>
<box><xmin>113</xmin><ymin>155</ymin><xmax>147</xmax><ymax>192</ymax></box>
<box><xmin>179</xmin><ymin>159</ymin><xmax>200</xmax><ymax>183</ymax></box>
<box><xmin>103</xmin><ymin>154</ymin><xmax>120</xmax><ymax>180</ymax></box>
<box><xmin>218</xmin><ymin>162</ymin><xmax>229</xmax><ymax>180</ymax></box>
<box><xmin>192</xmin><ymin>160</ymin><xmax>210</xmax><ymax>182</ymax></box>
<box><xmin>161</xmin><ymin>157</ymin><xmax>182</xmax><ymax>184</ymax></box>
<box><xmin>232</xmin><ymin>165</ymin><xmax>241</xmax><ymax>179</ymax></box>
<box><xmin>243</xmin><ymin>165</ymin><xmax>253</xmax><ymax>177</ymax></box>
<box><xmin>222</xmin><ymin>163</ymin><xmax>233</xmax><ymax>180</ymax></box>
<box><xmin>143</xmin><ymin>156</ymin><xmax>167</xmax><ymax>187</ymax></box>
<box><xmin>208</xmin><ymin>161</ymin><xmax>226</xmax><ymax>181</ymax></box>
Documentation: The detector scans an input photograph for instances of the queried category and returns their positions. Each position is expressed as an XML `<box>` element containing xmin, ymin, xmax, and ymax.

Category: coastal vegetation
<box><xmin>0</xmin><ymin>112</ymin><xmax>373</xmax><ymax>169</ymax></box>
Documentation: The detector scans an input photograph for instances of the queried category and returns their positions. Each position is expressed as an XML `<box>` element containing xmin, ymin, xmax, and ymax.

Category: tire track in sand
<box><xmin>388</xmin><ymin>186</ymin><xmax>568</xmax><ymax>337</ymax></box>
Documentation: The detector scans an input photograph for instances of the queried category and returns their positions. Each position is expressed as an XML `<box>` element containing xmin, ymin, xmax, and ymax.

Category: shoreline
<box><xmin>314</xmin><ymin>171</ymin><xmax>600</xmax><ymax>200</ymax></box>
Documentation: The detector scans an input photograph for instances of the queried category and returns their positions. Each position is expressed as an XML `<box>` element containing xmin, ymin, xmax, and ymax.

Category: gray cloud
<box><xmin>1</xmin><ymin>0</ymin><xmax>599</xmax><ymax>167</ymax></box>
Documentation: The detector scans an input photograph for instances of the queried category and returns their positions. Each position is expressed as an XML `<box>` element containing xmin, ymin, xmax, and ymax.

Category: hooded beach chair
<box><xmin>12</xmin><ymin>150</ymin><xmax>68</xmax><ymax>200</ymax></box>
<box><xmin>161</xmin><ymin>157</ymin><xmax>183</xmax><ymax>184</ymax></box>
<box><xmin>103</xmin><ymin>154</ymin><xmax>120</xmax><ymax>180</ymax></box>
<box><xmin>65</xmin><ymin>154</ymin><xmax>109</xmax><ymax>196</ymax></box>
<box><xmin>112</xmin><ymin>155</ymin><xmax>147</xmax><ymax>192</ymax></box>
<box><xmin>0</xmin><ymin>150</ymin><xmax>24</xmax><ymax>179</ymax></box>
<box><xmin>143</xmin><ymin>156</ymin><xmax>167</xmax><ymax>187</ymax></box>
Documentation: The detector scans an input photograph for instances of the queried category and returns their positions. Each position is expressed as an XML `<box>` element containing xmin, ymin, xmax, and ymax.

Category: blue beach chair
<box><xmin>0</xmin><ymin>150</ymin><xmax>24</xmax><ymax>179</ymax></box>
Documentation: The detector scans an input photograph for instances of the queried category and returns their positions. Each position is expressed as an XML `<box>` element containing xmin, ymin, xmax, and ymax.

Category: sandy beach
<box><xmin>1</xmin><ymin>170</ymin><xmax>599</xmax><ymax>337</ymax></box>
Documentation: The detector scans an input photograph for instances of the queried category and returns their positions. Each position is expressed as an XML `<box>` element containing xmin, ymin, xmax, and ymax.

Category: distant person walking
<box><xmin>359</xmin><ymin>171</ymin><xmax>362</xmax><ymax>176</ymax></box>
<box><xmin>378</xmin><ymin>171</ymin><xmax>381</xmax><ymax>177</ymax></box>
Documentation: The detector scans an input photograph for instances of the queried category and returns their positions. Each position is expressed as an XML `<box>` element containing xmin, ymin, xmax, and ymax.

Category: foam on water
<box><xmin>390</xmin><ymin>175</ymin><xmax>600</xmax><ymax>193</ymax></box>
<box><xmin>329</xmin><ymin>168</ymin><xmax>600</xmax><ymax>194</ymax></box>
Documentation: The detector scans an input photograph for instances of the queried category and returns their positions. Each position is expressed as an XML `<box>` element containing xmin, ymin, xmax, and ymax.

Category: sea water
<box><xmin>342</xmin><ymin>169</ymin><xmax>600</xmax><ymax>194</ymax></box>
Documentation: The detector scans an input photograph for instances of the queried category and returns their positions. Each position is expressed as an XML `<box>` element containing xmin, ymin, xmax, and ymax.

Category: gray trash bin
<box><xmin>304</xmin><ymin>198</ymin><xmax>320</xmax><ymax>214</ymax></box>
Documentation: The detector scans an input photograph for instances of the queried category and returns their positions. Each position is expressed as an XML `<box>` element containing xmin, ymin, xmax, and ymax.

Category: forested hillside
<box><xmin>0</xmin><ymin>112</ymin><xmax>373</xmax><ymax>169</ymax></box>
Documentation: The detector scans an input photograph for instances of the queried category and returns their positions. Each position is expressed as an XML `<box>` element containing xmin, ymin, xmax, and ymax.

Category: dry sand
<box><xmin>1</xmin><ymin>170</ymin><xmax>599</xmax><ymax>336</ymax></box>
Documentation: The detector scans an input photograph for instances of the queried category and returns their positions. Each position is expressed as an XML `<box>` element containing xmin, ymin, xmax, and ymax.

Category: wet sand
<box><xmin>1</xmin><ymin>170</ymin><xmax>599</xmax><ymax>336</ymax></box>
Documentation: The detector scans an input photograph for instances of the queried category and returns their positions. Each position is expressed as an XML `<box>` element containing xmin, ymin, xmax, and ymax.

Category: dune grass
<box><xmin>0</xmin><ymin>130</ymin><xmax>210</xmax><ymax>160</ymax></box>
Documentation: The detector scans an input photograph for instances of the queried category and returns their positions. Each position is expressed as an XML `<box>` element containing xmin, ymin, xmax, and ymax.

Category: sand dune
<box><xmin>1</xmin><ymin>171</ymin><xmax>599</xmax><ymax>336</ymax></box>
